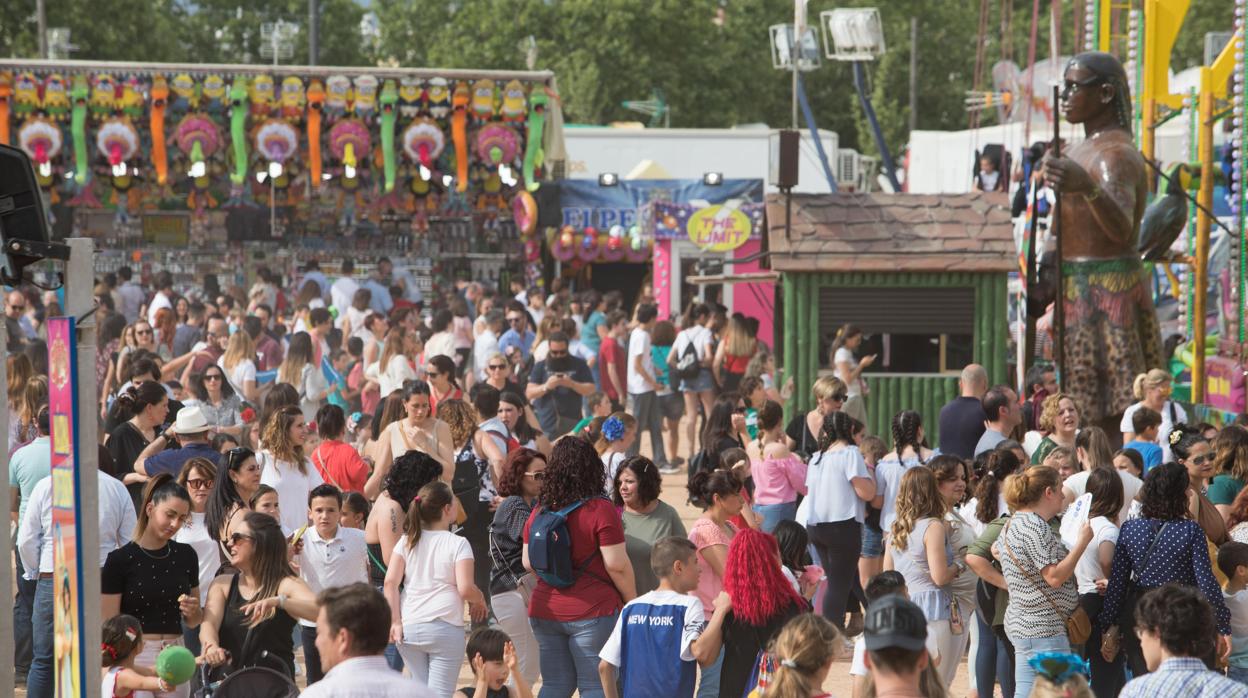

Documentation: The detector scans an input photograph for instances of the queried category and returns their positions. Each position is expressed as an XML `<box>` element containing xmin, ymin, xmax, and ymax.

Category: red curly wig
<box><xmin>722</xmin><ymin>528</ymin><xmax>807</xmax><ymax>626</ymax></box>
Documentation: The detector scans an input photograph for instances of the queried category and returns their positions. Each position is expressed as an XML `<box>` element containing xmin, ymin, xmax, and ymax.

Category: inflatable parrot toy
<box><xmin>0</xmin><ymin>73</ymin><xmax>10</xmax><ymax>145</ymax></box>
<box><xmin>228</xmin><ymin>79</ymin><xmax>250</xmax><ymax>185</ymax></box>
<box><xmin>523</xmin><ymin>88</ymin><xmax>548</xmax><ymax>191</ymax></box>
<box><xmin>150</xmin><ymin>76</ymin><xmax>170</xmax><ymax>185</ymax></box>
<box><xmin>70</xmin><ymin>75</ymin><xmax>90</xmax><ymax>185</ymax></box>
<box><xmin>306</xmin><ymin>80</ymin><xmax>325</xmax><ymax>185</ymax></box>
<box><xmin>451</xmin><ymin>81</ymin><xmax>470</xmax><ymax>191</ymax></box>
<box><xmin>379</xmin><ymin>79</ymin><xmax>398</xmax><ymax>193</ymax></box>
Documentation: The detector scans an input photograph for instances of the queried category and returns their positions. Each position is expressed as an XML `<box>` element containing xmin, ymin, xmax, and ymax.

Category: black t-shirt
<box><xmin>107</xmin><ymin>422</ymin><xmax>151</xmax><ymax>511</ymax></box>
<box><xmin>937</xmin><ymin>396</ymin><xmax>988</xmax><ymax>459</ymax></box>
<box><xmin>718</xmin><ymin>599</ymin><xmax>806</xmax><ymax>698</ymax></box>
<box><xmin>785</xmin><ymin>414</ymin><xmax>818</xmax><ymax>458</ymax></box>
<box><xmin>101</xmin><ymin>541</ymin><xmax>200</xmax><ymax>635</ymax></box>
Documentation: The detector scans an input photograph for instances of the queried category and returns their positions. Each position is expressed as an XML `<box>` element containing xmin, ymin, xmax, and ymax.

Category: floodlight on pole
<box><xmin>821</xmin><ymin>8</ymin><xmax>886</xmax><ymax>62</ymax></box>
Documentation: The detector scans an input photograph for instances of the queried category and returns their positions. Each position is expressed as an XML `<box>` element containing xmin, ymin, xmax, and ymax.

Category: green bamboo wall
<box><xmin>782</xmin><ymin>270</ymin><xmax>1009</xmax><ymax>449</ymax></box>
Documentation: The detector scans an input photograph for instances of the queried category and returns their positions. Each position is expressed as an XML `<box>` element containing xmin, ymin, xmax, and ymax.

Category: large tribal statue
<box><xmin>1041</xmin><ymin>51</ymin><xmax>1163</xmax><ymax>427</ymax></box>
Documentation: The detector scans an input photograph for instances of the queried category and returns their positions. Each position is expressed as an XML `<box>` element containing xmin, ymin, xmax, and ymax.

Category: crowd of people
<box><xmin>8</xmin><ymin>261</ymin><xmax>1248</xmax><ymax>698</ymax></box>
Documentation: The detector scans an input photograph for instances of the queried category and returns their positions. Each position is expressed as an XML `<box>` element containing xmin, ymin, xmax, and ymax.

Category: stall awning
<box><xmin>765</xmin><ymin>191</ymin><xmax>1015</xmax><ymax>273</ymax></box>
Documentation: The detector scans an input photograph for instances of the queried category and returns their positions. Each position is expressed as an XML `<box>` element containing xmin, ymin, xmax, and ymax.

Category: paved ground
<box><xmin>11</xmin><ymin>413</ymin><xmax>975</xmax><ymax>695</ymax></box>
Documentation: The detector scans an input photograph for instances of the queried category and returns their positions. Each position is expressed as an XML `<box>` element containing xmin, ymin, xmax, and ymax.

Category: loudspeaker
<box><xmin>0</xmin><ymin>144</ymin><xmax>54</xmax><ymax>283</ymax></box>
<box><xmin>770</xmin><ymin>130</ymin><xmax>800</xmax><ymax>190</ymax></box>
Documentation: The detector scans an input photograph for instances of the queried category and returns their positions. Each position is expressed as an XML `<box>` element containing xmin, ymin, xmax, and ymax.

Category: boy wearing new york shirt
<box><xmin>598</xmin><ymin>537</ymin><xmax>730</xmax><ymax>698</ymax></box>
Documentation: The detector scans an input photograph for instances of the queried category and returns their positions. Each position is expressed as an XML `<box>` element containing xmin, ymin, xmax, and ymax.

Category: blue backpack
<box><xmin>529</xmin><ymin>498</ymin><xmax>594</xmax><ymax>588</ymax></box>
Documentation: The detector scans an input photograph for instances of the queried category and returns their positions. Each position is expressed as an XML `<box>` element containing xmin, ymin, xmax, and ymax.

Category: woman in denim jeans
<box><xmin>522</xmin><ymin>438</ymin><xmax>636</xmax><ymax>698</ymax></box>
<box><xmin>994</xmin><ymin>465</ymin><xmax>1093</xmax><ymax>698</ymax></box>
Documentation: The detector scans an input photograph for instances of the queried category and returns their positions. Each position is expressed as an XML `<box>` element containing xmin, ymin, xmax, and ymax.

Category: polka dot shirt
<box><xmin>1098</xmin><ymin>518</ymin><xmax>1230</xmax><ymax>634</ymax></box>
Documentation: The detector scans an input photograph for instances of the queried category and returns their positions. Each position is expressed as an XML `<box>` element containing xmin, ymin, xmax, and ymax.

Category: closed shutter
<box><xmin>817</xmin><ymin>286</ymin><xmax>975</xmax><ymax>335</ymax></box>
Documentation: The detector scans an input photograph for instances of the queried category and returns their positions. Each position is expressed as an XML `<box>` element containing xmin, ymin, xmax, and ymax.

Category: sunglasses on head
<box><xmin>227</xmin><ymin>447</ymin><xmax>255</xmax><ymax>468</ymax></box>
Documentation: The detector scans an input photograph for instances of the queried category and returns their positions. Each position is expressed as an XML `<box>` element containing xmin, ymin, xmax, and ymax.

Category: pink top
<box><xmin>452</xmin><ymin>316</ymin><xmax>474</xmax><ymax>350</ymax></box>
<box><xmin>751</xmin><ymin>453</ymin><xmax>808</xmax><ymax>505</ymax></box>
<box><xmin>688</xmin><ymin>516</ymin><xmax>736</xmax><ymax>620</ymax></box>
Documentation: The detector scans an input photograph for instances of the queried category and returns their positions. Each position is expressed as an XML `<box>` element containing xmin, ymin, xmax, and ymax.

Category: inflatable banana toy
<box><xmin>70</xmin><ymin>75</ymin><xmax>90</xmax><ymax>185</ymax></box>
<box><xmin>426</xmin><ymin>78</ymin><xmax>450</xmax><ymax>119</ymax></box>
<box><xmin>13</xmin><ymin>72</ymin><xmax>39</xmax><ymax>119</ymax></box>
<box><xmin>202</xmin><ymin>75</ymin><xmax>226</xmax><ymax>116</ymax></box>
<box><xmin>451</xmin><ymin>81</ymin><xmax>469</xmax><ymax>191</ymax></box>
<box><xmin>249</xmin><ymin>75</ymin><xmax>275</xmax><ymax>119</ymax></box>
<box><xmin>399</xmin><ymin>78</ymin><xmax>423</xmax><ymax>119</ymax></box>
<box><xmin>472</xmin><ymin>79</ymin><xmax>496</xmax><ymax>121</ymax></box>
<box><xmin>379</xmin><ymin>79</ymin><xmax>398</xmax><ymax>192</ymax></box>
<box><xmin>353</xmin><ymin>75</ymin><xmax>378</xmax><ymax>120</ymax></box>
<box><xmin>280</xmin><ymin>77</ymin><xmax>305</xmax><ymax>122</ymax></box>
<box><xmin>150</xmin><ymin>76</ymin><xmax>169</xmax><ymax>184</ymax></box>
<box><xmin>228</xmin><ymin>79</ymin><xmax>250</xmax><ymax>185</ymax></box>
<box><xmin>307</xmin><ymin>80</ymin><xmax>325</xmax><ymax>185</ymax></box>
<box><xmin>90</xmin><ymin>74</ymin><xmax>117</xmax><ymax>120</ymax></box>
<box><xmin>523</xmin><ymin>88</ymin><xmax>548</xmax><ymax>192</ymax></box>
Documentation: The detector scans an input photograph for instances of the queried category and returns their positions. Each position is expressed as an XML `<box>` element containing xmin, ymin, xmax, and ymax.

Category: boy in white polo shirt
<box><xmin>299</xmin><ymin>484</ymin><xmax>369</xmax><ymax>683</ymax></box>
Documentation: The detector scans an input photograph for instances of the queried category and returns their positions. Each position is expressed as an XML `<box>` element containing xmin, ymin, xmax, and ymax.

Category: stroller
<box><xmin>194</xmin><ymin>621</ymin><xmax>300</xmax><ymax>698</ymax></box>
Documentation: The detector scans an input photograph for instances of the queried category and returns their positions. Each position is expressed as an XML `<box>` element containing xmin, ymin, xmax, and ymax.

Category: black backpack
<box><xmin>672</xmin><ymin>334</ymin><xmax>701</xmax><ymax>382</ymax></box>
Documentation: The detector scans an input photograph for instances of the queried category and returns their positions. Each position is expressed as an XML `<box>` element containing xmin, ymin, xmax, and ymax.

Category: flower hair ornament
<box><xmin>412</xmin><ymin>495</ymin><xmax>422</xmax><ymax>505</ymax></box>
<box><xmin>1169</xmin><ymin>428</ymin><xmax>1185</xmax><ymax>447</ymax></box>
<box><xmin>602</xmin><ymin>416</ymin><xmax>625</xmax><ymax>442</ymax></box>
<box><xmin>101</xmin><ymin>642</ymin><xmax>118</xmax><ymax>660</ymax></box>
<box><xmin>1028</xmin><ymin>652</ymin><xmax>1089</xmax><ymax>685</ymax></box>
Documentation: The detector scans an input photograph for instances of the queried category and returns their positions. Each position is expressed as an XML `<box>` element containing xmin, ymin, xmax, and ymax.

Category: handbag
<box><xmin>1001</xmin><ymin>520</ymin><xmax>1091</xmax><ymax>645</ymax></box>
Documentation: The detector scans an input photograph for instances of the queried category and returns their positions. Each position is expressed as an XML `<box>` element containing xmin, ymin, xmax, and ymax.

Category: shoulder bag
<box><xmin>1001</xmin><ymin>519</ymin><xmax>1091</xmax><ymax>645</ymax></box>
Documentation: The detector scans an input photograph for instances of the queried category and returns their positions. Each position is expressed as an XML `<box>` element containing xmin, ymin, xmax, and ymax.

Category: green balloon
<box><xmin>156</xmin><ymin>645</ymin><xmax>196</xmax><ymax>685</ymax></box>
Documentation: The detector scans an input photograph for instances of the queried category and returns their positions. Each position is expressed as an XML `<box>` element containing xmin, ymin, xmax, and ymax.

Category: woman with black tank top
<box><xmin>204</xmin><ymin>447</ymin><xmax>261</xmax><ymax>571</ymax></box>
<box><xmin>438</xmin><ymin>399</ymin><xmax>492</xmax><ymax>594</ymax></box>
<box><xmin>363</xmin><ymin>450</ymin><xmax>446</xmax><ymax>671</ymax></box>
<box><xmin>489</xmin><ymin>448</ymin><xmax>547</xmax><ymax>687</ymax></box>
<box><xmin>107</xmin><ymin>381</ymin><xmax>170</xmax><ymax>511</ymax></box>
<box><xmin>101</xmin><ymin>474</ymin><xmax>202</xmax><ymax>698</ymax></box>
<box><xmin>199</xmin><ymin>512</ymin><xmax>317</xmax><ymax>678</ymax></box>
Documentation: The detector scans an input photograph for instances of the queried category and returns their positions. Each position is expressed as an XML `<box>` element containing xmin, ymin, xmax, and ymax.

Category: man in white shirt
<box><xmin>19</xmin><ymin>468</ymin><xmax>136</xmax><ymax>698</ymax></box>
<box><xmin>330</xmin><ymin>259</ymin><xmax>360</xmax><ymax>319</ymax></box>
<box><xmin>116</xmin><ymin>266</ymin><xmax>146</xmax><ymax>323</ymax></box>
<box><xmin>626</xmin><ymin>304</ymin><xmax>666</xmax><ymax>467</ymax></box>
<box><xmin>146</xmin><ymin>270</ymin><xmax>175</xmax><ymax>326</ymax></box>
<box><xmin>474</xmin><ymin>310</ymin><xmax>504</xmax><ymax>381</ymax></box>
<box><xmin>298</xmin><ymin>485</ymin><xmax>370</xmax><ymax>684</ymax></box>
<box><xmin>302</xmin><ymin>583</ymin><xmax>435</xmax><ymax>698</ymax></box>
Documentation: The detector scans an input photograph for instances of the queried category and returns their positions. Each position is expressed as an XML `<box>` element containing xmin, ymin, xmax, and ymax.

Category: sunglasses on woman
<box><xmin>204</xmin><ymin>373</ymin><xmax>224</xmax><ymax>382</ymax></box>
<box><xmin>228</xmin><ymin>532</ymin><xmax>253</xmax><ymax>547</ymax></box>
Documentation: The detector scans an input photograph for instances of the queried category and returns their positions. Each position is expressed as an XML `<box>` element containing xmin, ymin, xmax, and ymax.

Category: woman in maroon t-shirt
<box><xmin>523</xmin><ymin>437</ymin><xmax>636</xmax><ymax>696</ymax></box>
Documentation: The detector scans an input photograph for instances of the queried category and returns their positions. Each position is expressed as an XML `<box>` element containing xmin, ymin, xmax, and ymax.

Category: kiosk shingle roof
<box><xmin>765</xmin><ymin>191</ymin><xmax>1017</xmax><ymax>273</ymax></box>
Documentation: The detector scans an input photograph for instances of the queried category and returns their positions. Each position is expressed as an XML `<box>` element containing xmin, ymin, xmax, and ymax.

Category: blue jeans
<box><xmin>27</xmin><ymin>578</ymin><xmax>54</xmax><ymax>698</ymax></box>
<box><xmin>974</xmin><ymin>609</ymin><xmax>1014</xmax><ymax>698</ymax></box>
<box><xmin>531</xmin><ymin>613</ymin><xmax>618</xmax><ymax>698</ymax></box>
<box><xmin>300</xmin><ymin>624</ymin><xmax>324</xmax><ymax>683</ymax></box>
<box><xmin>753</xmin><ymin>502</ymin><xmax>796</xmax><ymax>534</ymax></box>
<box><xmin>1009</xmin><ymin>633</ymin><xmax>1070</xmax><ymax>698</ymax></box>
<box><xmin>14</xmin><ymin>552</ymin><xmax>35</xmax><ymax>677</ymax></box>
<box><xmin>696</xmin><ymin>647</ymin><xmax>724</xmax><ymax>698</ymax></box>
<box><xmin>373</xmin><ymin>584</ymin><xmax>404</xmax><ymax>672</ymax></box>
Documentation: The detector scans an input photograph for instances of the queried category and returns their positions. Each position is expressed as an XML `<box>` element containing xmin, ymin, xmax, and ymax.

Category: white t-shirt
<box><xmin>1120</xmin><ymin>401</ymin><xmax>1186</xmax><ymax>463</ymax></box>
<box><xmin>834</xmin><ymin>347</ymin><xmax>862</xmax><ymax>398</ymax></box>
<box><xmin>1063</xmin><ymin>468</ymin><xmax>1141</xmax><ymax>526</ymax></box>
<box><xmin>604</xmin><ymin>451</ymin><xmax>626</xmax><ymax>494</ymax></box>
<box><xmin>1225</xmin><ymin>588</ymin><xmax>1248</xmax><ymax>669</ymax></box>
<box><xmin>627</xmin><ymin>327</ymin><xmax>654</xmax><ymax>395</ymax></box>
<box><xmin>174</xmin><ymin>511</ymin><xmax>218</xmax><ymax>605</ymax></box>
<box><xmin>394</xmin><ymin>529</ymin><xmax>474</xmax><ymax>628</ymax></box>
<box><xmin>219</xmin><ymin>356</ymin><xmax>256</xmax><ymax>396</ymax></box>
<box><xmin>298</xmin><ymin>526</ymin><xmax>369</xmax><ymax>627</ymax></box>
<box><xmin>331</xmin><ymin>277</ymin><xmax>360</xmax><ymax>317</ymax></box>
<box><xmin>675</xmin><ymin>326</ymin><xmax>712</xmax><ymax>362</ymax></box>
<box><xmin>804</xmin><ymin>446</ymin><xmax>871</xmax><ymax>524</ymax></box>
<box><xmin>1074</xmin><ymin>516</ymin><xmax>1119</xmax><ymax>595</ymax></box>
<box><xmin>850</xmin><ymin>631</ymin><xmax>940</xmax><ymax>676</ymax></box>
<box><xmin>258</xmin><ymin>451</ymin><xmax>324</xmax><ymax>533</ymax></box>
<box><xmin>377</xmin><ymin>354</ymin><xmax>417</xmax><ymax>399</ymax></box>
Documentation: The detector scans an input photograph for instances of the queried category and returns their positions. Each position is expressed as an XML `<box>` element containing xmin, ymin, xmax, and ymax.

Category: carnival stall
<box><xmin>0</xmin><ymin>58</ymin><xmax>565</xmax><ymax>299</ymax></box>
<box><xmin>536</xmin><ymin>178</ymin><xmax>773</xmax><ymax>337</ymax></box>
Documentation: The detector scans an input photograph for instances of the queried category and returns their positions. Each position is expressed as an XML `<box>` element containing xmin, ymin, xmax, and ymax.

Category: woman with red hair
<box><xmin>712</xmin><ymin>527</ymin><xmax>808</xmax><ymax>698</ymax></box>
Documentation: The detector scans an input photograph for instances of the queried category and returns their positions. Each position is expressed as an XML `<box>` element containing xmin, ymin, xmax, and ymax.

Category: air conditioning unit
<box><xmin>837</xmin><ymin>149</ymin><xmax>860</xmax><ymax>187</ymax></box>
